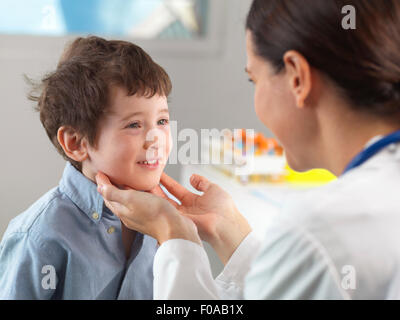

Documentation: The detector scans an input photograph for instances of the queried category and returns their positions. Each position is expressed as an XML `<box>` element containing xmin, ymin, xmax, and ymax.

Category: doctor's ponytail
<box><xmin>246</xmin><ymin>0</ymin><xmax>400</xmax><ymax>118</ymax></box>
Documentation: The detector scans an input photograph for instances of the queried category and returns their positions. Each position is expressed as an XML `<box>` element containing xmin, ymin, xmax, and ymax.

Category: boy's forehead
<box><xmin>108</xmin><ymin>87</ymin><xmax>168</xmax><ymax>117</ymax></box>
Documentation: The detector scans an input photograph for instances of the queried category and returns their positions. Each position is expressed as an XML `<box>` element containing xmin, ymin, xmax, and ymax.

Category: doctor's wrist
<box><xmin>210</xmin><ymin>209</ymin><xmax>252</xmax><ymax>265</ymax></box>
<box><xmin>158</xmin><ymin>213</ymin><xmax>202</xmax><ymax>246</ymax></box>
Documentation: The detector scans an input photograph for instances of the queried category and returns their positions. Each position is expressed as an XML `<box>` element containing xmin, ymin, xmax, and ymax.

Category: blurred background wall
<box><xmin>0</xmin><ymin>0</ymin><xmax>271</xmax><ymax>237</ymax></box>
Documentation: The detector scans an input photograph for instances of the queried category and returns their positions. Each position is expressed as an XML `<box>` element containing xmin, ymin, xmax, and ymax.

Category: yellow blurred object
<box><xmin>214</xmin><ymin>130</ymin><xmax>336</xmax><ymax>186</ymax></box>
<box><xmin>284</xmin><ymin>164</ymin><xmax>337</xmax><ymax>185</ymax></box>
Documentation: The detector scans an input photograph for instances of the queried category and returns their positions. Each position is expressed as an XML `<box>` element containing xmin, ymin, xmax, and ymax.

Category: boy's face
<box><xmin>84</xmin><ymin>87</ymin><xmax>171</xmax><ymax>191</ymax></box>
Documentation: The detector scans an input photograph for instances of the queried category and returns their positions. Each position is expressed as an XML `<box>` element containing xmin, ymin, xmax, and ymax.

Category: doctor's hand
<box><xmin>95</xmin><ymin>172</ymin><xmax>201</xmax><ymax>246</ymax></box>
<box><xmin>152</xmin><ymin>173</ymin><xmax>252</xmax><ymax>264</ymax></box>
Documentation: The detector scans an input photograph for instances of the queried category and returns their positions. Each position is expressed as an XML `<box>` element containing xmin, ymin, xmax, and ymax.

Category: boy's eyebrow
<box><xmin>120</xmin><ymin>111</ymin><xmax>143</xmax><ymax>122</ymax></box>
<box><xmin>158</xmin><ymin>108</ymin><xmax>169</xmax><ymax>115</ymax></box>
<box><xmin>120</xmin><ymin>108</ymin><xmax>169</xmax><ymax>122</ymax></box>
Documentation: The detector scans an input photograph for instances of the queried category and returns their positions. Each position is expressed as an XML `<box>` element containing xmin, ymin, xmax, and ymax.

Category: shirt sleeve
<box><xmin>153</xmin><ymin>221</ymin><xmax>348</xmax><ymax>300</ymax></box>
<box><xmin>214</xmin><ymin>232</ymin><xmax>262</xmax><ymax>299</ymax></box>
<box><xmin>0</xmin><ymin>232</ymin><xmax>61</xmax><ymax>299</ymax></box>
<box><xmin>153</xmin><ymin>232</ymin><xmax>261</xmax><ymax>300</ymax></box>
<box><xmin>244</xmin><ymin>221</ymin><xmax>349</xmax><ymax>300</ymax></box>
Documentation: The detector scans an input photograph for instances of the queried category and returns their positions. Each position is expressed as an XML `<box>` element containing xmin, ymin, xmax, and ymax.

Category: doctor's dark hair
<box><xmin>28</xmin><ymin>36</ymin><xmax>172</xmax><ymax>170</ymax></box>
<box><xmin>246</xmin><ymin>0</ymin><xmax>400</xmax><ymax>117</ymax></box>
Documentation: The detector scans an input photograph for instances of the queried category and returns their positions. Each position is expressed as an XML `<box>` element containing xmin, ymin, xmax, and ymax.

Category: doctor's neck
<box><xmin>313</xmin><ymin>101</ymin><xmax>400</xmax><ymax>177</ymax></box>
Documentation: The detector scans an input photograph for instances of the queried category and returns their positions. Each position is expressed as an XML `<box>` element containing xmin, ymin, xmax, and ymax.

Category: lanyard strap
<box><xmin>342</xmin><ymin>130</ymin><xmax>400</xmax><ymax>175</ymax></box>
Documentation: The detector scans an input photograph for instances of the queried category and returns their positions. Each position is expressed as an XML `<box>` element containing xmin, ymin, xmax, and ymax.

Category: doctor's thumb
<box><xmin>190</xmin><ymin>174</ymin><xmax>211</xmax><ymax>192</ymax></box>
<box><xmin>97</xmin><ymin>182</ymin><xmax>126</xmax><ymax>205</ymax></box>
<box><xmin>96</xmin><ymin>172</ymin><xmax>126</xmax><ymax>204</ymax></box>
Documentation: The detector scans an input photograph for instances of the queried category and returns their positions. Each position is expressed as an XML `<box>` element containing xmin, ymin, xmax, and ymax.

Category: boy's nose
<box><xmin>144</xmin><ymin>127</ymin><xmax>168</xmax><ymax>150</ymax></box>
<box><xmin>143</xmin><ymin>135</ymin><xmax>158</xmax><ymax>150</ymax></box>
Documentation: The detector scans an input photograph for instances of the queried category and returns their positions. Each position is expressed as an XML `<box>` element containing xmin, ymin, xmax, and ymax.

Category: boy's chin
<box><xmin>122</xmin><ymin>180</ymin><xmax>160</xmax><ymax>192</ymax></box>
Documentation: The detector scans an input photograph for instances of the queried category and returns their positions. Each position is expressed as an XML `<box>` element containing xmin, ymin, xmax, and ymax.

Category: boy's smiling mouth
<box><xmin>138</xmin><ymin>159</ymin><xmax>158</xmax><ymax>165</ymax></box>
<box><xmin>136</xmin><ymin>157</ymin><xmax>162</xmax><ymax>170</ymax></box>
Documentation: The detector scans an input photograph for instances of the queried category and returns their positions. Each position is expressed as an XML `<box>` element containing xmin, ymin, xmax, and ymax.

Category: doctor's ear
<box><xmin>283</xmin><ymin>50</ymin><xmax>312</xmax><ymax>109</ymax></box>
<box><xmin>57</xmin><ymin>126</ymin><xmax>89</xmax><ymax>163</ymax></box>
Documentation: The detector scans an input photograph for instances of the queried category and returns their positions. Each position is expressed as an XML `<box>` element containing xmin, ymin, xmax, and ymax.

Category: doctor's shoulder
<box><xmin>278</xmin><ymin>160</ymin><xmax>400</xmax><ymax>229</ymax></box>
<box><xmin>259</xmin><ymin>166</ymin><xmax>400</xmax><ymax>299</ymax></box>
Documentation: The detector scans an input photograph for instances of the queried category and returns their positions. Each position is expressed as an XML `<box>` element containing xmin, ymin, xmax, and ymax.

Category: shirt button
<box><xmin>107</xmin><ymin>226</ymin><xmax>115</xmax><ymax>234</ymax></box>
<box><xmin>92</xmin><ymin>212</ymin><xmax>99</xmax><ymax>220</ymax></box>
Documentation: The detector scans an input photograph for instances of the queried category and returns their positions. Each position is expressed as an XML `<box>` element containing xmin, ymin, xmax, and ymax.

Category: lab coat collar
<box><xmin>348</xmin><ymin>135</ymin><xmax>400</xmax><ymax>173</ymax></box>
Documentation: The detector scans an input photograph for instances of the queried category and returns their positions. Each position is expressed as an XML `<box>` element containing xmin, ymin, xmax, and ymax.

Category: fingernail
<box><xmin>97</xmin><ymin>185</ymin><xmax>103</xmax><ymax>194</ymax></box>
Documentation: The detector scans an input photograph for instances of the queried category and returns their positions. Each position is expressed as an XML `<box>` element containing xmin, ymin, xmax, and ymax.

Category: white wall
<box><xmin>0</xmin><ymin>0</ymin><xmax>270</xmax><ymax>238</ymax></box>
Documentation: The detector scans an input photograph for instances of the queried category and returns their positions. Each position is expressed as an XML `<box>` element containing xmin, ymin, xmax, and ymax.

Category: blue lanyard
<box><xmin>342</xmin><ymin>130</ymin><xmax>400</xmax><ymax>175</ymax></box>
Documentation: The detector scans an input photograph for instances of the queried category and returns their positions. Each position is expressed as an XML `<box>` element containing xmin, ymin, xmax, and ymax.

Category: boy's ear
<box><xmin>57</xmin><ymin>126</ymin><xmax>89</xmax><ymax>163</ymax></box>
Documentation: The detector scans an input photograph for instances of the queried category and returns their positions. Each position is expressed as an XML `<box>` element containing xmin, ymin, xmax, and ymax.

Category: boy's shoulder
<box><xmin>2</xmin><ymin>186</ymin><xmax>78</xmax><ymax>243</ymax></box>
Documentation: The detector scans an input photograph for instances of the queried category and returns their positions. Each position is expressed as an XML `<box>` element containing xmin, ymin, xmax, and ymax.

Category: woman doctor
<box><xmin>96</xmin><ymin>0</ymin><xmax>400</xmax><ymax>299</ymax></box>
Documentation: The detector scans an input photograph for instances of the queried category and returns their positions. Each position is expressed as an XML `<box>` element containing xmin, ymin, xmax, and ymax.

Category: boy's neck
<box><xmin>121</xmin><ymin>222</ymin><xmax>136</xmax><ymax>260</ymax></box>
<box><xmin>81</xmin><ymin>163</ymin><xmax>97</xmax><ymax>184</ymax></box>
<box><xmin>80</xmin><ymin>162</ymin><xmax>137</xmax><ymax>260</ymax></box>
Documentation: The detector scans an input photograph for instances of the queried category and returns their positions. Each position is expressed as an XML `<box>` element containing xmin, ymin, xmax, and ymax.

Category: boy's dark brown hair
<box><xmin>29</xmin><ymin>36</ymin><xmax>172</xmax><ymax>170</ymax></box>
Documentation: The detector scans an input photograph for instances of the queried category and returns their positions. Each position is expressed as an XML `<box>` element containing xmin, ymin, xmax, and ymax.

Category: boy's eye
<box><xmin>158</xmin><ymin>119</ymin><xmax>169</xmax><ymax>126</ymax></box>
<box><xmin>127</xmin><ymin>122</ymin><xmax>140</xmax><ymax>129</ymax></box>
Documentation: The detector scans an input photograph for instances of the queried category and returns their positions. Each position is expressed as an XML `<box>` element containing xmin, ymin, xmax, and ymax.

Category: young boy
<box><xmin>0</xmin><ymin>36</ymin><xmax>172</xmax><ymax>299</ymax></box>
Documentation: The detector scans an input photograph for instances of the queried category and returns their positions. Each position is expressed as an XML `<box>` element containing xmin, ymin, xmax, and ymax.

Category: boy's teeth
<box><xmin>139</xmin><ymin>160</ymin><xmax>157</xmax><ymax>164</ymax></box>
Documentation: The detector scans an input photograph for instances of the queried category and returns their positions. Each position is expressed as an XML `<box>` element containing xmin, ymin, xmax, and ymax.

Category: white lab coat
<box><xmin>153</xmin><ymin>137</ymin><xmax>400</xmax><ymax>299</ymax></box>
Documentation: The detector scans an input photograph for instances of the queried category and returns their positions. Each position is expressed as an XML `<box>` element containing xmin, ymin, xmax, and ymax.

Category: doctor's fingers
<box><xmin>149</xmin><ymin>185</ymin><xmax>179</xmax><ymax>209</ymax></box>
<box><xmin>95</xmin><ymin>172</ymin><xmax>129</xmax><ymax>204</ymax></box>
<box><xmin>97</xmin><ymin>181</ymin><xmax>141</xmax><ymax>212</ymax></box>
<box><xmin>189</xmin><ymin>174</ymin><xmax>211</xmax><ymax>193</ymax></box>
<box><xmin>160</xmin><ymin>172</ymin><xmax>192</xmax><ymax>201</ymax></box>
<box><xmin>104</xmin><ymin>195</ymin><xmax>152</xmax><ymax>232</ymax></box>
<box><xmin>95</xmin><ymin>171</ymin><xmax>113</xmax><ymax>187</ymax></box>
<box><xmin>103</xmin><ymin>198</ymin><xmax>130</xmax><ymax>219</ymax></box>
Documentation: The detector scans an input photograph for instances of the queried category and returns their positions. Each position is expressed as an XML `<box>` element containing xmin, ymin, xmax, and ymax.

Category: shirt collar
<box><xmin>59</xmin><ymin>162</ymin><xmax>109</xmax><ymax>223</ymax></box>
<box><xmin>353</xmin><ymin>134</ymin><xmax>400</xmax><ymax>172</ymax></box>
<box><xmin>364</xmin><ymin>135</ymin><xmax>384</xmax><ymax>149</ymax></box>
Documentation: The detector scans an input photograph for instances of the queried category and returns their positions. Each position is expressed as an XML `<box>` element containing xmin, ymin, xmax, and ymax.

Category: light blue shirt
<box><xmin>0</xmin><ymin>162</ymin><xmax>158</xmax><ymax>299</ymax></box>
